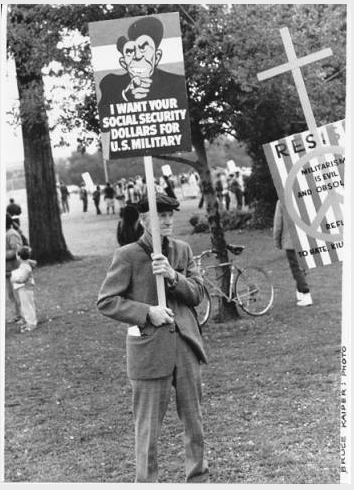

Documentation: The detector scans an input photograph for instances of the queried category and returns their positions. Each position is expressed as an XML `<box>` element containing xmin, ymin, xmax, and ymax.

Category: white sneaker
<box><xmin>296</xmin><ymin>290</ymin><xmax>303</xmax><ymax>302</ymax></box>
<box><xmin>297</xmin><ymin>293</ymin><xmax>313</xmax><ymax>306</ymax></box>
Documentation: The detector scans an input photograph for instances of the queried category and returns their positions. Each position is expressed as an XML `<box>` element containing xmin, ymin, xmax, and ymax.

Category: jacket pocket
<box><xmin>126</xmin><ymin>325</ymin><xmax>176</xmax><ymax>379</ymax></box>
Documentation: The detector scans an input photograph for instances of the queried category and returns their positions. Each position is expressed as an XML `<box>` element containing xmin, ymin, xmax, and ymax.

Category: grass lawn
<box><xmin>4</xmin><ymin>192</ymin><xmax>342</xmax><ymax>483</ymax></box>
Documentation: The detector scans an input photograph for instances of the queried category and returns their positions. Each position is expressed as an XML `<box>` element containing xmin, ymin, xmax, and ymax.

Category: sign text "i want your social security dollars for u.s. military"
<box><xmin>89</xmin><ymin>12</ymin><xmax>192</xmax><ymax>159</ymax></box>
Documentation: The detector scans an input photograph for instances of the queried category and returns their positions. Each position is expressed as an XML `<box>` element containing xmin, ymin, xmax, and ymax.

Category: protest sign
<box><xmin>81</xmin><ymin>172</ymin><xmax>95</xmax><ymax>193</ymax></box>
<box><xmin>162</xmin><ymin>164</ymin><xmax>172</xmax><ymax>177</ymax></box>
<box><xmin>263</xmin><ymin>120</ymin><xmax>345</xmax><ymax>269</ymax></box>
<box><xmin>89</xmin><ymin>12</ymin><xmax>192</xmax><ymax>306</ymax></box>
<box><xmin>257</xmin><ymin>27</ymin><xmax>345</xmax><ymax>270</ymax></box>
<box><xmin>89</xmin><ymin>12</ymin><xmax>191</xmax><ymax>160</ymax></box>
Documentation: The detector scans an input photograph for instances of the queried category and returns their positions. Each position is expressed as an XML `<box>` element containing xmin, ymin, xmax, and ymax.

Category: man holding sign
<box><xmin>97</xmin><ymin>194</ymin><xmax>209</xmax><ymax>483</ymax></box>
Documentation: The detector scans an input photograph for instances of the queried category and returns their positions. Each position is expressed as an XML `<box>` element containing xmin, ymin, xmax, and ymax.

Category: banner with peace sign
<box><xmin>263</xmin><ymin>119</ymin><xmax>345</xmax><ymax>269</ymax></box>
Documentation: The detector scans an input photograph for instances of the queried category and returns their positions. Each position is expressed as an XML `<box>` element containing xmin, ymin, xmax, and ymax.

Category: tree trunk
<box><xmin>16</xmin><ymin>72</ymin><xmax>74</xmax><ymax>265</ymax></box>
<box><xmin>190</xmin><ymin>123</ymin><xmax>240</xmax><ymax>321</ymax></box>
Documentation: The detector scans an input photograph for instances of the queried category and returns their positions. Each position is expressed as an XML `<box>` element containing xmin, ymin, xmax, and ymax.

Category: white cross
<box><xmin>257</xmin><ymin>27</ymin><xmax>332</xmax><ymax>134</ymax></box>
<box><xmin>258</xmin><ymin>28</ymin><xmax>343</xmax><ymax>225</ymax></box>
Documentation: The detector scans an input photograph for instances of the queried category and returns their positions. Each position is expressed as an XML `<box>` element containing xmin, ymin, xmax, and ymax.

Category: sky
<box><xmin>2</xmin><ymin>56</ymin><xmax>97</xmax><ymax>170</ymax></box>
<box><xmin>2</xmin><ymin>57</ymin><xmax>25</xmax><ymax>168</ymax></box>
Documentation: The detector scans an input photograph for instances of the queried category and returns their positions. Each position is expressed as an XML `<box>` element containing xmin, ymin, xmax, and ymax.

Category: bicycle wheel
<box><xmin>194</xmin><ymin>287</ymin><xmax>211</xmax><ymax>327</ymax></box>
<box><xmin>234</xmin><ymin>266</ymin><xmax>274</xmax><ymax>316</ymax></box>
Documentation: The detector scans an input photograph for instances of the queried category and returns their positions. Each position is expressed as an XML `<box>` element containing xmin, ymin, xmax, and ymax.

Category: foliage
<box><xmin>222</xmin><ymin>4</ymin><xmax>347</xmax><ymax>218</ymax></box>
<box><xmin>189</xmin><ymin>209</ymin><xmax>253</xmax><ymax>234</ymax></box>
<box><xmin>205</xmin><ymin>136</ymin><xmax>252</xmax><ymax>169</ymax></box>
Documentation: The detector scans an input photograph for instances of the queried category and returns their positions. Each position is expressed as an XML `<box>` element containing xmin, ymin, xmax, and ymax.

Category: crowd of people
<box><xmin>56</xmin><ymin>164</ymin><xmax>252</xmax><ymax>217</ymax></box>
<box><xmin>211</xmin><ymin>166</ymin><xmax>250</xmax><ymax>212</ymax></box>
<box><xmin>56</xmin><ymin>174</ymin><xmax>180</xmax><ymax>215</ymax></box>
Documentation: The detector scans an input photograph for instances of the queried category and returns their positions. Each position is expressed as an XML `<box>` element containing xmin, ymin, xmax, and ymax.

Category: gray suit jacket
<box><xmin>97</xmin><ymin>231</ymin><xmax>207</xmax><ymax>379</ymax></box>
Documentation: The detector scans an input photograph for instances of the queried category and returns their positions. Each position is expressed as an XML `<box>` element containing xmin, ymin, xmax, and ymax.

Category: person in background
<box><xmin>135</xmin><ymin>175</ymin><xmax>144</xmax><ymax>196</ymax></box>
<box><xmin>198</xmin><ymin>179</ymin><xmax>205</xmax><ymax>209</ymax></box>
<box><xmin>56</xmin><ymin>184</ymin><xmax>63</xmax><ymax>214</ymax></box>
<box><xmin>103</xmin><ymin>182</ymin><xmax>116</xmax><ymax>214</ymax></box>
<box><xmin>11</xmin><ymin>219</ymin><xmax>29</xmax><ymax>247</ymax></box>
<box><xmin>80</xmin><ymin>183</ymin><xmax>88</xmax><ymax>212</ymax></box>
<box><xmin>229</xmin><ymin>172</ymin><xmax>243</xmax><ymax>210</ymax></box>
<box><xmin>116</xmin><ymin>204</ymin><xmax>144</xmax><ymax>246</ymax></box>
<box><xmin>140</xmin><ymin>178</ymin><xmax>147</xmax><ymax>200</ymax></box>
<box><xmin>6</xmin><ymin>198</ymin><xmax>22</xmax><ymax>226</ymax></box>
<box><xmin>126</xmin><ymin>180</ymin><xmax>141</xmax><ymax>205</ymax></box>
<box><xmin>115</xmin><ymin>180</ymin><xmax>126</xmax><ymax>213</ymax></box>
<box><xmin>162</xmin><ymin>175</ymin><xmax>177</xmax><ymax>199</ymax></box>
<box><xmin>97</xmin><ymin>194</ymin><xmax>209</xmax><ymax>483</ymax></box>
<box><xmin>59</xmin><ymin>181</ymin><xmax>70</xmax><ymax>213</ymax></box>
<box><xmin>273</xmin><ymin>200</ymin><xmax>313</xmax><ymax>306</ymax></box>
<box><xmin>10</xmin><ymin>246</ymin><xmax>38</xmax><ymax>333</ymax></box>
<box><xmin>92</xmin><ymin>185</ymin><xmax>102</xmax><ymax>215</ymax></box>
<box><xmin>6</xmin><ymin>213</ymin><xmax>23</xmax><ymax>323</ymax></box>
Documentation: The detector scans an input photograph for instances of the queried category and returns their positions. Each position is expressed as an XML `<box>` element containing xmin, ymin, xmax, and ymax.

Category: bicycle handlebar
<box><xmin>194</xmin><ymin>244</ymin><xmax>245</xmax><ymax>262</ymax></box>
<box><xmin>193</xmin><ymin>249</ymin><xmax>213</xmax><ymax>262</ymax></box>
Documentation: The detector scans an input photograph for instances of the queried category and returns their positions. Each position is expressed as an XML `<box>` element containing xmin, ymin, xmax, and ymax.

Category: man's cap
<box><xmin>116</xmin><ymin>16</ymin><xmax>164</xmax><ymax>54</ymax></box>
<box><xmin>137</xmin><ymin>194</ymin><xmax>180</xmax><ymax>213</ymax></box>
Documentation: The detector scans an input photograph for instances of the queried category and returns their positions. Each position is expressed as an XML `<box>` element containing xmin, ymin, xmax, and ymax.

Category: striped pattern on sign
<box><xmin>91</xmin><ymin>37</ymin><xmax>185</xmax><ymax>74</ymax></box>
<box><xmin>89</xmin><ymin>13</ymin><xmax>182</xmax><ymax>47</ymax></box>
<box><xmin>263</xmin><ymin>120</ymin><xmax>345</xmax><ymax>269</ymax></box>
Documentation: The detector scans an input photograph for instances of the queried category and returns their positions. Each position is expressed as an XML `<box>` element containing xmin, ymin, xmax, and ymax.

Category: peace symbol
<box><xmin>284</xmin><ymin>145</ymin><xmax>345</xmax><ymax>242</ymax></box>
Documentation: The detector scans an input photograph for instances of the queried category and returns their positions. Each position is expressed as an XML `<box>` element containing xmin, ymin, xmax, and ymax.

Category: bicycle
<box><xmin>193</xmin><ymin>244</ymin><xmax>274</xmax><ymax>326</ymax></box>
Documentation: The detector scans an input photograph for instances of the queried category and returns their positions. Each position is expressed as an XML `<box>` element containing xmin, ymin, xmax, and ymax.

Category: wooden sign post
<box><xmin>102</xmin><ymin>159</ymin><xmax>109</xmax><ymax>183</ymax></box>
<box><xmin>144</xmin><ymin>155</ymin><xmax>166</xmax><ymax>307</ymax></box>
<box><xmin>89</xmin><ymin>12</ymin><xmax>192</xmax><ymax>305</ymax></box>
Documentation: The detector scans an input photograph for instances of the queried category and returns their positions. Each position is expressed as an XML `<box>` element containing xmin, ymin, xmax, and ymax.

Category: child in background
<box><xmin>10</xmin><ymin>246</ymin><xmax>38</xmax><ymax>332</ymax></box>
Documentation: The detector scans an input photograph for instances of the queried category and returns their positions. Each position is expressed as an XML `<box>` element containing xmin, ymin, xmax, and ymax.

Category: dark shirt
<box><xmin>7</xmin><ymin>203</ymin><xmax>21</xmax><ymax>216</ymax></box>
<box><xmin>93</xmin><ymin>189</ymin><xmax>101</xmax><ymax>202</ymax></box>
<box><xmin>80</xmin><ymin>188</ymin><xmax>88</xmax><ymax>200</ymax></box>
<box><xmin>104</xmin><ymin>186</ymin><xmax>115</xmax><ymax>199</ymax></box>
<box><xmin>117</xmin><ymin>219</ymin><xmax>144</xmax><ymax>246</ymax></box>
<box><xmin>60</xmin><ymin>185</ymin><xmax>70</xmax><ymax>198</ymax></box>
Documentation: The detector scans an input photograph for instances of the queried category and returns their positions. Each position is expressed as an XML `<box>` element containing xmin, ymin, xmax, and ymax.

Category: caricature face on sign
<box><xmin>119</xmin><ymin>35</ymin><xmax>162</xmax><ymax>79</ymax></box>
<box><xmin>116</xmin><ymin>16</ymin><xmax>165</xmax><ymax>101</ymax></box>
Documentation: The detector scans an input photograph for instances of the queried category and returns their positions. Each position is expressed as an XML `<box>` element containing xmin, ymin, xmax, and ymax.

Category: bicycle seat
<box><xmin>226</xmin><ymin>244</ymin><xmax>245</xmax><ymax>255</ymax></box>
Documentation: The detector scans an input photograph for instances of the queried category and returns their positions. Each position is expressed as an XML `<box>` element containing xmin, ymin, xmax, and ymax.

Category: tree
<box><xmin>7</xmin><ymin>5</ymin><xmax>74</xmax><ymax>264</ymax></box>
<box><xmin>222</xmin><ymin>4</ymin><xmax>346</xmax><ymax>223</ymax></box>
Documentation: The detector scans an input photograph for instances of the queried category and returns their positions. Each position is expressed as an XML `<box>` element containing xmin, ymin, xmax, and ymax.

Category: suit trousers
<box><xmin>130</xmin><ymin>332</ymin><xmax>209</xmax><ymax>483</ymax></box>
<box><xmin>286</xmin><ymin>249</ymin><xmax>310</xmax><ymax>293</ymax></box>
